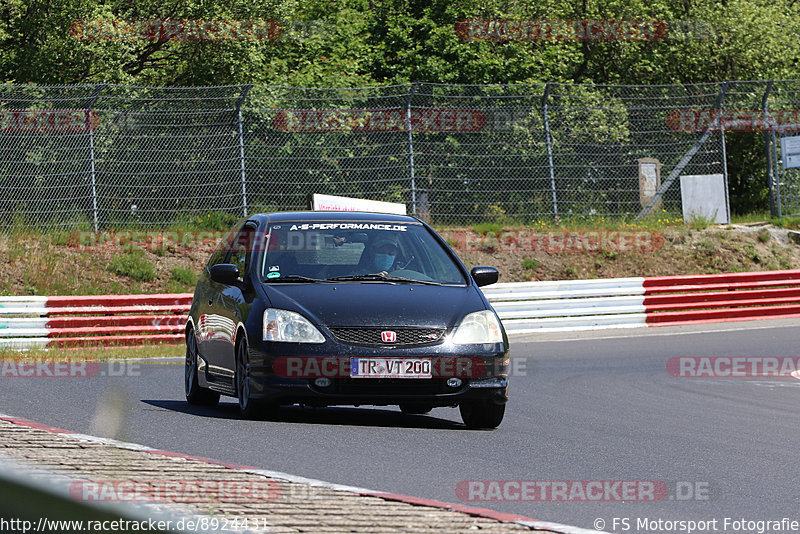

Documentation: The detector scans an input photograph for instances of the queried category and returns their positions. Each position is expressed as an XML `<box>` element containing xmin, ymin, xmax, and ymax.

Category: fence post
<box><xmin>719</xmin><ymin>90</ymin><xmax>731</xmax><ymax>224</ymax></box>
<box><xmin>86</xmin><ymin>84</ymin><xmax>105</xmax><ymax>232</ymax></box>
<box><xmin>405</xmin><ymin>83</ymin><xmax>417</xmax><ymax>215</ymax></box>
<box><xmin>762</xmin><ymin>80</ymin><xmax>776</xmax><ymax>217</ymax></box>
<box><xmin>236</xmin><ymin>85</ymin><xmax>253</xmax><ymax>217</ymax></box>
<box><xmin>636</xmin><ymin>81</ymin><xmax>730</xmax><ymax>221</ymax></box>
<box><xmin>772</xmin><ymin>128</ymin><xmax>783</xmax><ymax>218</ymax></box>
<box><xmin>542</xmin><ymin>83</ymin><xmax>558</xmax><ymax>221</ymax></box>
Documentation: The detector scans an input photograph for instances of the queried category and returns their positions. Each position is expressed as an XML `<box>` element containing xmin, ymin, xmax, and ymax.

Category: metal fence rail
<box><xmin>2</xmin><ymin>80</ymin><xmax>799</xmax><ymax>232</ymax></box>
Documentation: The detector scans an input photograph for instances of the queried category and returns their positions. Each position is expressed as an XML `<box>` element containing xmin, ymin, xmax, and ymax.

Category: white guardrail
<box><xmin>3</xmin><ymin>271</ymin><xmax>800</xmax><ymax>348</ymax></box>
<box><xmin>482</xmin><ymin>277</ymin><xmax>647</xmax><ymax>334</ymax></box>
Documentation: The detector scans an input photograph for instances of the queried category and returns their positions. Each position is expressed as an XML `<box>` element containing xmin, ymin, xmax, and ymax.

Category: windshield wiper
<box><xmin>324</xmin><ymin>274</ymin><xmax>443</xmax><ymax>286</ymax></box>
<box><xmin>264</xmin><ymin>274</ymin><xmax>320</xmax><ymax>283</ymax></box>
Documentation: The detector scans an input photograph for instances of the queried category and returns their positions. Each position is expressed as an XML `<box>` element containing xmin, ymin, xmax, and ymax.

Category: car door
<box><xmin>214</xmin><ymin>222</ymin><xmax>257</xmax><ymax>379</ymax></box>
<box><xmin>196</xmin><ymin>229</ymin><xmax>236</xmax><ymax>373</ymax></box>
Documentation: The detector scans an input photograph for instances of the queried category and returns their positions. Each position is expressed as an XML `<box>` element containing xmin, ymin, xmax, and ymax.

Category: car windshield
<box><xmin>259</xmin><ymin>221</ymin><xmax>467</xmax><ymax>285</ymax></box>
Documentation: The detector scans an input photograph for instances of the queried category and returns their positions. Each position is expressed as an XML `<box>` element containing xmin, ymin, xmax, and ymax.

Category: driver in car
<box><xmin>369</xmin><ymin>237</ymin><xmax>399</xmax><ymax>275</ymax></box>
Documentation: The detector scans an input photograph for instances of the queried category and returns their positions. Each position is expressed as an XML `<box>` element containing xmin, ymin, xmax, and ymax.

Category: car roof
<box><xmin>250</xmin><ymin>211</ymin><xmax>421</xmax><ymax>225</ymax></box>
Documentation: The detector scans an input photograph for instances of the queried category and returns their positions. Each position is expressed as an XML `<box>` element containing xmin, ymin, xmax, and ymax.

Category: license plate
<box><xmin>350</xmin><ymin>358</ymin><xmax>432</xmax><ymax>378</ymax></box>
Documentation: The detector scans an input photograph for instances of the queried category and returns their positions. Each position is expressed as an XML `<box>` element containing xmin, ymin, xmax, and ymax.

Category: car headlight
<box><xmin>263</xmin><ymin>309</ymin><xmax>325</xmax><ymax>343</ymax></box>
<box><xmin>451</xmin><ymin>310</ymin><xmax>503</xmax><ymax>344</ymax></box>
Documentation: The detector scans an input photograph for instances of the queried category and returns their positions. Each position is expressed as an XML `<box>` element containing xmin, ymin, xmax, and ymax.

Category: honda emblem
<box><xmin>381</xmin><ymin>331</ymin><xmax>397</xmax><ymax>343</ymax></box>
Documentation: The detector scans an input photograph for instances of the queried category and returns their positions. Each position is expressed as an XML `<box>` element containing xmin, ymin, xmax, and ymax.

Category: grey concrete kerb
<box><xmin>0</xmin><ymin>414</ymin><xmax>605</xmax><ymax>533</ymax></box>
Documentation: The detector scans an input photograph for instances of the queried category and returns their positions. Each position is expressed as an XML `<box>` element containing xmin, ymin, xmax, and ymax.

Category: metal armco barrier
<box><xmin>484</xmin><ymin>269</ymin><xmax>800</xmax><ymax>334</ymax></box>
<box><xmin>0</xmin><ymin>294</ymin><xmax>191</xmax><ymax>350</ymax></box>
<box><xmin>642</xmin><ymin>269</ymin><xmax>800</xmax><ymax>325</ymax></box>
<box><xmin>2</xmin><ymin>269</ymin><xmax>800</xmax><ymax>348</ymax></box>
<box><xmin>484</xmin><ymin>278</ymin><xmax>648</xmax><ymax>334</ymax></box>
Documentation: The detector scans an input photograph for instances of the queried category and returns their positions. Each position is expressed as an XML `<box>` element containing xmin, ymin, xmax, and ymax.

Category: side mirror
<box><xmin>209</xmin><ymin>264</ymin><xmax>240</xmax><ymax>285</ymax></box>
<box><xmin>471</xmin><ymin>266</ymin><xmax>499</xmax><ymax>287</ymax></box>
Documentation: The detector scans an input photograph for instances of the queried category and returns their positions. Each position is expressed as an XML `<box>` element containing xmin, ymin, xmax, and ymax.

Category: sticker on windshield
<box><xmin>266</xmin><ymin>272</ymin><xmax>280</xmax><ymax>279</ymax></box>
<box><xmin>288</xmin><ymin>223</ymin><xmax>407</xmax><ymax>232</ymax></box>
<box><xmin>269</xmin><ymin>265</ymin><xmax>280</xmax><ymax>271</ymax></box>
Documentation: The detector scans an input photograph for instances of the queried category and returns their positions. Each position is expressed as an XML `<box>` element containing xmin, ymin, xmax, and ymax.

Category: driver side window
<box><xmin>226</xmin><ymin>225</ymin><xmax>255</xmax><ymax>278</ymax></box>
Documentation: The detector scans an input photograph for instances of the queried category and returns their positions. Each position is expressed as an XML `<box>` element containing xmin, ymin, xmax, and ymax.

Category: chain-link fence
<box><xmin>1</xmin><ymin>80</ymin><xmax>797</xmax><ymax>232</ymax></box>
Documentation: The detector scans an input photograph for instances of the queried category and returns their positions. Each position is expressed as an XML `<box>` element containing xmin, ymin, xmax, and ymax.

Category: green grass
<box><xmin>447</xmin><ymin>211</ymin><xmax>686</xmax><ymax>233</ymax></box>
<box><xmin>0</xmin><ymin>344</ymin><xmax>184</xmax><ymax>361</ymax></box>
<box><xmin>471</xmin><ymin>222</ymin><xmax>504</xmax><ymax>236</ymax></box>
<box><xmin>731</xmin><ymin>211</ymin><xmax>771</xmax><ymax>224</ymax></box>
<box><xmin>771</xmin><ymin>216</ymin><xmax>800</xmax><ymax>229</ymax></box>
<box><xmin>107</xmin><ymin>249</ymin><xmax>156</xmax><ymax>281</ymax></box>
<box><xmin>687</xmin><ymin>214</ymin><xmax>714</xmax><ymax>231</ymax></box>
<box><xmin>170</xmin><ymin>266</ymin><xmax>197</xmax><ymax>286</ymax></box>
<box><xmin>8</xmin><ymin>208</ymin><xmax>800</xmax><ymax>238</ymax></box>
<box><xmin>743</xmin><ymin>243</ymin><xmax>761</xmax><ymax>264</ymax></box>
<box><xmin>168</xmin><ymin>210</ymin><xmax>240</xmax><ymax>231</ymax></box>
<box><xmin>522</xmin><ymin>258</ymin><xmax>540</xmax><ymax>270</ymax></box>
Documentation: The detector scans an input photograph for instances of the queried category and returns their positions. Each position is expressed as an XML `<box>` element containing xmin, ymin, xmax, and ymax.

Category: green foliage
<box><xmin>170</xmin><ymin>266</ymin><xmax>197</xmax><ymax>286</ymax></box>
<box><xmin>2</xmin><ymin>0</ymin><xmax>800</xmax><ymax>219</ymax></box>
<box><xmin>2</xmin><ymin>0</ymin><xmax>799</xmax><ymax>87</ymax></box>
<box><xmin>771</xmin><ymin>216</ymin><xmax>800</xmax><ymax>230</ymax></box>
<box><xmin>522</xmin><ymin>257</ymin><xmax>539</xmax><ymax>270</ymax></box>
<box><xmin>688</xmin><ymin>215</ymin><xmax>713</xmax><ymax>231</ymax></box>
<box><xmin>695</xmin><ymin>239</ymin><xmax>716</xmax><ymax>256</ymax></box>
<box><xmin>743</xmin><ymin>243</ymin><xmax>761</xmax><ymax>263</ymax></box>
<box><xmin>756</xmin><ymin>229</ymin><xmax>770</xmax><ymax>243</ymax></box>
<box><xmin>472</xmin><ymin>222</ymin><xmax>503</xmax><ymax>235</ymax></box>
<box><xmin>176</xmin><ymin>211</ymin><xmax>240</xmax><ymax>231</ymax></box>
<box><xmin>108</xmin><ymin>249</ymin><xmax>156</xmax><ymax>281</ymax></box>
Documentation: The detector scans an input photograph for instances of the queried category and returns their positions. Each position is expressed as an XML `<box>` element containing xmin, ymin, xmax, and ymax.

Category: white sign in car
<box><xmin>311</xmin><ymin>193</ymin><xmax>407</xmax><ymax>215</ymax></box>
<box><xmin>781</xmin><ymin>136</ymin><xmax>800</xmax><ymax>169</ymax></box>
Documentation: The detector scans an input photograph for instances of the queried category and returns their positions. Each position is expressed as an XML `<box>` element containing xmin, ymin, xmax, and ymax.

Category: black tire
<box><xmin>236</xmin><ymin>338</ymin><xmax>265</xmax><ymax>419</ymax></box>
<box><xmin>459</xmin><ymin>401</ymin><xmax>505</xmax><ymax>429</ymax></box>
<box><xmin>398</xmin><ymin>403</ymin><xmax>433</xmax><ymax>415</ymax></box>
<box><xmin>185</xmin><ymin>330</ymin><xmax>220</xmax><ymax>407</ymax></box>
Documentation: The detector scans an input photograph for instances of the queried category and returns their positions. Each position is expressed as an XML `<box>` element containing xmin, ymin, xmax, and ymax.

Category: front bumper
<box><xmin>246</xmin><ymin>342</ymin><xmax>510</xmax><ymax>407</ymax></box>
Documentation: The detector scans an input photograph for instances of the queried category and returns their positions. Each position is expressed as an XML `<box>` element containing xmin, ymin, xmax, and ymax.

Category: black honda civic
<box><xmin>184</xmin><ymin>211</ymin><xmax>509</xmax><ymax>429</ymax></box>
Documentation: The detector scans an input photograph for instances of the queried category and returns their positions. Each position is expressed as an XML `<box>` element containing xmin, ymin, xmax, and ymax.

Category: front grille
<box><xmin>334</xmin><ymin>378</ymin><xmax>449</xmax><ymax>396</ymax></box>
<box><xmin>329</xmin><ymin>327</ymin><xmax>445</xmax><ymax>347</ymax></box>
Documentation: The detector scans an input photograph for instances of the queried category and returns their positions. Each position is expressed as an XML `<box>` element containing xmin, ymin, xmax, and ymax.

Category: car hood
<box><xmin>262</xmin><ymin>282</ymin><xmax>487</xmax><ymax>328</ymax></box>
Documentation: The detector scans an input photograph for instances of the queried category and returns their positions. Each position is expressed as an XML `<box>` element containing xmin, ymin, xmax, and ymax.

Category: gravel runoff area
<box><xmin>0</xmin><ymin>415</ymin><xmax>596</xmax><ymax>534</ymax></box>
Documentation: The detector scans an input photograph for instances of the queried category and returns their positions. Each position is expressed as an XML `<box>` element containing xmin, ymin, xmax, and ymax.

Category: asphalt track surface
<box><xmin>3</xmin><ymin>318</ymin><xmax>799</xmax><ymax>533</ymax></box>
